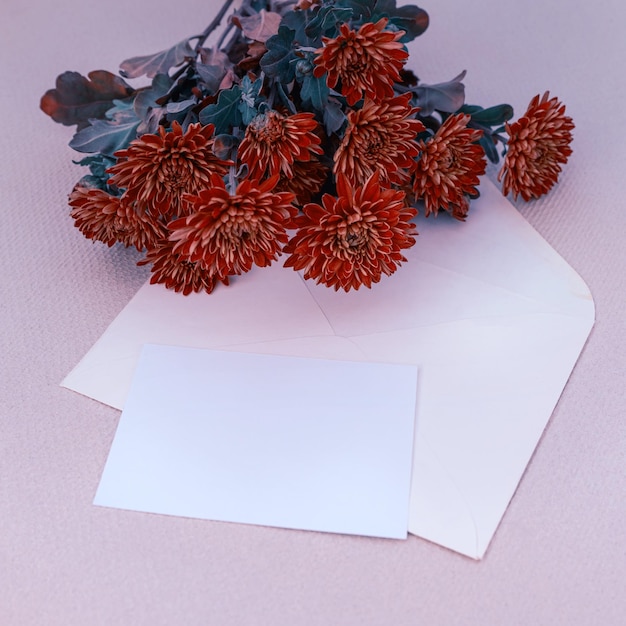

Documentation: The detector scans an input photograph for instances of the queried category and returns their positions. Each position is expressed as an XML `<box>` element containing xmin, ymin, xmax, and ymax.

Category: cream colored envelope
<box><xmin>63</xmin><ymin>178</ymin><xmax>594</xmax><ymax>558</ymax></box>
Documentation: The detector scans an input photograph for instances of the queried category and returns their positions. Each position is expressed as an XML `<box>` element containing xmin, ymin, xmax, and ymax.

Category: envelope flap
<box><xmin>410</xmin><ymin>180</ymin><xmax>593</xmax><ymax>316</ymax></box>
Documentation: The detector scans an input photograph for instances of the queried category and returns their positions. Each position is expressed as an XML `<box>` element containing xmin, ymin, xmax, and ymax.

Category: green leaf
<box><xmin>119</xmin><ymin>38</ymin><xmax>194</xmax><ymax>79</ymax></box>
<box><xmin>166</xmin><ymin>99</ymin><xmax>196</xmax><ymax>114</ymax></box>
<box><xmin>323</xmin><ymin>98</ymin><xmax>346</xmax><ymax>134</ymax></box>
<box><xmin>249</xmin><ymin>0</ymin><xmax>269</xmax><ymax>11</ymax></box>
<box><xmin>73</xmin><ymin>154</ymin><xmax>117</xmax><ymax>186</ymax></box>
<box><xmin>470</xmin><ymin>104</ymin><xmax>514</xmax><ymax>126</ymax></box>
<box><xmin>275</xmin><ymin>81</ymin><xmax>297</xmax><ymax>115</ymax></box>
<box><xmin>305</xmin><ymin>6</ymin><xmax>353</xmax><ymax>39</ymax></box>
<box><xmin>199</xmin><ymin>86</ymin><xmax>243</xmax><ymax>134</ymax></box>
<box><xmin>134</xmin><ymin>75</ymin><xmax>173</xmax><ymax>118</ymax></box>
<box><xmin>69</xmin><ymin>112</ymin><xmax>140</xmax><ymax>156</ymax></box>
<box><xmin>281</xmin><ymin>9</ymin><xmax>313</xmax><ymax>46</ymax></box>
<box><xmin>479</xmin><ymin>134</ymin><xmax>500</xmax><ymax>164</ymax></box>
<box><xmin>196</xmin><ymin>63</ymin><xmax>226</xmax><ymax>92</ymax></box>
<box><xmin>373</xmin><ymin>0</ymin><xmax>429</xmax><ymax>42</ymax></box>
<box><xmin>300</xmin><ymin>73</ymin><xmax>329</xmax><ymax>111</ymax></box>
<box><xmin>104</xmin><ymin>98</ymin><xmax>135</xmax><ymax>119</ymax></box>
<box><xmin>387</xmin><ymin>6</ymin><xmax>429</xmax><ymax>42</ymax></box>
<box><xmin>133</xmin><ymin>74</ymin><xmax>173</xmax><ymax>135</ymax></box>
<box><xmin>413</xmin><ymin>71</ymin><xmax>466</xmax><ymax>115</ymax></box>
<box><xmin>75</xmin><ymin>174</ymin><xmax>109</xmax><ymax>191</ymax></box>
<box><xmin>458</xmin><ymin>104</ymin><xmax>484</xmax><ymax>115</ymax></box>
<box><xmin>40</xmin><ymin>70</ymin><xmax>134</xmax><ymax>128</ymax></box>
<box><xmin>335</xmin><ymin>0</ymin><xmax>376</xmax><ymax>19</ymax></box>
<box><xmin>260</xmin><ymin>25</ymin><xmax>297</xmax><ymax>82</ymax></box>
<box><xmin>238</xmin><ymin>75</ymin><xmax>263</xmax><ymax>125</ymax></box>
<box><xmin>197</xmin><ymin>48</ymin><xmax>232</xmax><ymax>92</ymax></box>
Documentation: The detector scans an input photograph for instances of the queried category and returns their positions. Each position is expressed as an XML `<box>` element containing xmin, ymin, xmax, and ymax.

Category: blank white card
<box><xmin>95</xmin><ymin>344</ymin><xmax>418</xmax><ymax>539</ymax></box>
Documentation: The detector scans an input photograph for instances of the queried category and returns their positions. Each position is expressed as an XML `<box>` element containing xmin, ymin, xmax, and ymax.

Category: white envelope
<box><xmin>63</xmin><ymin>178</ymin><xmax>594</xmax><ymax>559</ymax></box>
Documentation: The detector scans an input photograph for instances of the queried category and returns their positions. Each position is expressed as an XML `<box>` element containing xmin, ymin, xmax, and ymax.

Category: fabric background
<box><xmin>1</xmin><ymin>0</ymin><xmax>624</xmax><ymax>624</ymax></box>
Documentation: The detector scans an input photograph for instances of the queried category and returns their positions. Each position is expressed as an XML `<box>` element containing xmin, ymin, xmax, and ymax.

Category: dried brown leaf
<box><xmin>40</xmin><ymin>70</ymin><xmax>134</xmax><ymax>127</ymax></box>
<box><xmin>234</xmin><ymin>10</ymin><xmax>282</xmax><ymax>43</ymax></box>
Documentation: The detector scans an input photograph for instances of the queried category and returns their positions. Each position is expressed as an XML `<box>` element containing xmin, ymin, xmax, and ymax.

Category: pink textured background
<box><xmin>1</xmin><ymin>0</ymin><xmax>624</xmax><ymax>624</ymax></box>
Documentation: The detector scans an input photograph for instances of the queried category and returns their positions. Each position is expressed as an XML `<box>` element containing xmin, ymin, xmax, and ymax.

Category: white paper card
<box><xmin>94</xmin><ymin>344</ymin><xmax>419</xmax><ymax>539</ymax></box>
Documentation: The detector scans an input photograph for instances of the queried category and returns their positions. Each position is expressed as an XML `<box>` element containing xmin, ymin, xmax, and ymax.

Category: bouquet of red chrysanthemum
<box><xmin>41</xmin><ymin>0</ymin><xmax>574</xmax><ymax>294</ymax></box>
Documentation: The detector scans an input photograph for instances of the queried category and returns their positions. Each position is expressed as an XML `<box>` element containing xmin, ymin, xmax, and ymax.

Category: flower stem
<box><xmin>227</xmin><ymin>164</ymin><xmax>238</xmax><ymax>194</ymax></box>
<box><xmin>193</xmin><ymin>0</ymin><xmax>239</xmax><ymax>52</ymax></box>
<box><xmin>216</xmin><ymin>21</ymin><xmax>236</xmax><ymax>50</ymax></box>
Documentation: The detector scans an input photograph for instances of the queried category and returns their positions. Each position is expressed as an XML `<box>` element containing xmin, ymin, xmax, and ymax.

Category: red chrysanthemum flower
<box><xmin>284</xmin><ymin>172</ymin><xmax>417</xmax><ymax>291</ymax></box>
<box><xmin>333</xmin><ymin>94</ymin><xmax>424</xmax><ymax>187</ymax></box>
<box><xmin>69</xmin><ymin>186</ymin><xmax>124</xmax><ymax>247</ymax></box>
<box><xmin>69</xmin><ymin>185</ymin><xmax>167</xmax><ymax>250</ymax></box>
<box><xmin>498</xmin><ymin>92</ymin><xmax>574</xmax><ymax>201</ymax></box>
<box><xmin>313</xmin><ymin>18</ymin><xmax>408</xmax><ymax>106</ymax></box>
<box><xmin>275</xmin><ymin>158</ymin><xmax>329</xmax><ymax>205</ymax></box>
<box><xmin>107</xmin><ymin>122</ymin><xmax>230</xmax><ymax>219</ymax></box>
<box><xmin>238</xmin><ymin>110</ymin><xmax>323</xmax><ymax>180</ymax></box>
<box><xmin>168</xmin><ymin>173</ymin><xmax>296</xmax><ymax>281</ymax></box>
<box><xmin>118</xmin><ymin>202</ymin><xmax>169</xmax><ymax>251</ymax></box>
<box><xmin>139</xmin><ymin>239</ymin><xmax>228</xmax><ymax>296</ymax></box>
<box><xmin>412</xmin><ymin>113</ymin><xmax>486</xmax><ymax>220</ymax></box>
